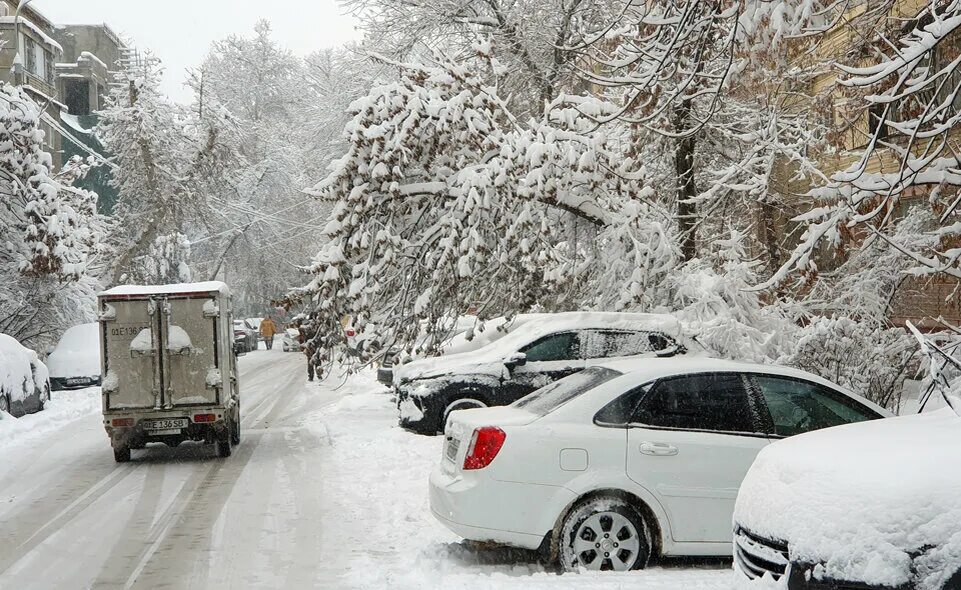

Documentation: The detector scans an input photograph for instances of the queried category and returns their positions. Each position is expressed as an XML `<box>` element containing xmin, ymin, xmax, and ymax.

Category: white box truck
<box><xmin>98</xmin><ymin>281</ymin><xmax>241</xmax><ymax>462</ymax></box>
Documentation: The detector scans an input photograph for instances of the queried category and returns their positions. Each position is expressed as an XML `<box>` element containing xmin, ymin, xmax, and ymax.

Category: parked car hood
<box><xmin>734</xmin><ymin>409</ymin><xmax>961</xmax><ymax>589</ymax></box>
<box><xmin>393</xmin><ymin>349</ymin><xmax>509</xmax><ymax>385</ymax></box>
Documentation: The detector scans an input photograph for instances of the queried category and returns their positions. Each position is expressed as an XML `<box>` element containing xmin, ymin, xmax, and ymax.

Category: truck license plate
<box><xmin>144</xmin><ymin>418</ymin><xmax>188</xmax><ymax>431</ymax></box>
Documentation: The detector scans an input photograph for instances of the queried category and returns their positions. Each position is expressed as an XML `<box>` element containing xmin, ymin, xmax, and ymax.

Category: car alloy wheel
<box><xmin>560</xmin><ymin>497</ymin><xmax>651</xmax><ymax>572</ymax></box>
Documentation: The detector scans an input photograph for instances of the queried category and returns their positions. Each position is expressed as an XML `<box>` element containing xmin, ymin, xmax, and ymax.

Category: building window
<box><xmin>24</xmin><ymin>37</ymin><xmax>36</xmax><ymax>74</ymax></box>
<box><xmin>44</xmin><ymin>51</ymin><xmax>54</xmax><ymax>86</ymax></box>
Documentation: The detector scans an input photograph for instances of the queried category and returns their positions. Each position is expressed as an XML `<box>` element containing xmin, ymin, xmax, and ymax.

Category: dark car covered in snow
<box><xmin>0</xmin><ymin>333</ymin><xmax>50</xmax><ymax>417</ymax></box>
<box><xmin>394</xmin><ymin>312</ymin><xmax>703</xmax><ymax>435</ymax></box>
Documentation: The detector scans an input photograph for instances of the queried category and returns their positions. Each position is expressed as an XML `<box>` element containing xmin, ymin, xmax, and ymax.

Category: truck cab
<box><xmin>98</xmin><ymin>281</ymin><xmax>241</xmax><ymax>462</ymax></box>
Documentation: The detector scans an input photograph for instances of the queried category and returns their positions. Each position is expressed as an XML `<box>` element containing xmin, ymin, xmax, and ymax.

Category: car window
<box><xmin>520</xmin><ymin>332</ymin><xmax>580</xmax><ymax>362</ymax></box>
<box><xmin>583</xmin><ymin>330</ymin><xmax>677</xmax><ymax>359</ymax></box>
<box><xmin>594</xmin><ymin>382</ymin><xmax>653</xmax><ymax>426</ymax></box>
<box><xmin>633</xmin><ymin>373</ymin><xmax>755</xmax><ymax>433</ymax></box>
<box><xmin>754</xmin><ymin>376</ymin><xmax>880</xmax><ymax>437</ymax></box>
<box><xmin>513</xmin><ymin>367</ymin><xmax>622</xmax><ymax>416</ymax></box>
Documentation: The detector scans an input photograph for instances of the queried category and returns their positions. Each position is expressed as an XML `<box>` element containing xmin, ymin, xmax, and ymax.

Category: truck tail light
<box><xmin>193</xmin><ymin>413</ymin><xmax>216</xmax><ymax>423</ymax></box>
<box><xmin>463</xmin><ymin>427</ymin><xmax>506</xmax><ymax>470</ymax></box>
<box><xmin>112</xmin><ymin>418</ymin><xmax>135</xmax><ymax>427</ymax></box>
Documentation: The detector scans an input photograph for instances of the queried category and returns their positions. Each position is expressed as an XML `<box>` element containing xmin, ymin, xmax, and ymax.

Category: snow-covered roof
<box><xmin>0</xmin><ymin>16</ymin><xmax>63</xmax><ymax>53</ymax></box>
<box><xmin>47</xmin><ymin>323</ymin><xmax>100</xmax><ymax>379</ymax></box>
<box><xmin>100</xmin><ymin>281</ymin><xmax>230</xmax><ymax>298</ymax></box>
<box><xmin>734</xmin><ymin>409</ymin><xmax>961</xmax><ymax>589</ymax></box>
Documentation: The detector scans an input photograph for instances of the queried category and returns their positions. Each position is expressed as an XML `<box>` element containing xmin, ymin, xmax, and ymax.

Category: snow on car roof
<box><xmin>99</xmin><ymin>281</ymin><xmax>230</xmax><ymax>298</ymax></box>
<box><xmin>734</xmin><ymin>409</ymin><xmax>961</xmax><ymax>589</ymax></box>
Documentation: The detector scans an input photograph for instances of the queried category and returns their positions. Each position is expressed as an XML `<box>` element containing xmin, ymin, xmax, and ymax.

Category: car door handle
<box><xmin>639</xmin><ymin>442</ymin><xmax>678</xmax><ymax>456</ymax></box>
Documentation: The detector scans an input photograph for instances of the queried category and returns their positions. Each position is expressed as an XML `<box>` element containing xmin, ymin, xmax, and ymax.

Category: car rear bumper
<box><xmin>50</xmin><ymin>376</ymin><xmax>101</xmax><ymax>390</ymax></box>
<box><xmin>429</xmin><ymin>465</ymin><xmax>569</xmax><ymax>550</ymax></box>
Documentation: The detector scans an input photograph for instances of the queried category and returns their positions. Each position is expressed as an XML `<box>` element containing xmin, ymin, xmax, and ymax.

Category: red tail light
<box><xmin>463</xmin><ymin>427</ymin><xmax>506</xmax><ymax>470</ymax></box>
<box><xmin>193</xmin><ymin>413</ymin><xmax>216</xmax><ymax>423</ymax></box>
<box><xmin>112</xmin><ymin>418</ymin><xmax>134</xmax><ymax>427</ymax></box>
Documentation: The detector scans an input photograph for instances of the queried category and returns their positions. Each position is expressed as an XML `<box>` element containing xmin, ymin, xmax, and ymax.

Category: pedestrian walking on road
<box><xmin>260</xmin><ymin>316</ymin><xmax>278</xmax><ymax>350</ymax></box>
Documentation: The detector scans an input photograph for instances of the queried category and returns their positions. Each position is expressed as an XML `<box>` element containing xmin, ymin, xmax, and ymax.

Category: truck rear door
<box><xmin>162</xmin><ymin>296</ymin><xmax>219</xmax><ymax>406</ymax></box>
<box><xmin>103</xmin><ymin>300</ymin><xmax>159</xmax><ymax>410</ymax></box>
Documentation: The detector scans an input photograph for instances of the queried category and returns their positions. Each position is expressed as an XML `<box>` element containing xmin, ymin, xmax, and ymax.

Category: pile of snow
<box><xmin>306</xmin><ymin>368</ymin><xmax>731</xmax><ymax>589</ymax></box>
<box><xmin>734</xmin><ymin>409</ymin><xmax>961</xmax><ymax>590</ymax></box>
<box><xmin>46</xmin><ymin>323</ymin><xmax>101</xmax><ymax>379</ymax></box>
<box><xmin>0</xmin><ymin>334</ymin><xmax>48</xmax><ymax>403</ymax></box>
<box><xmin>0</xmin><ymin>386</ymin><xmax>100</xmax><ymax>449</ymax></box>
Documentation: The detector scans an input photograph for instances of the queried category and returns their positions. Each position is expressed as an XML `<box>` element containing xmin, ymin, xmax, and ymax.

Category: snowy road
<box><xmin>0</xmin><ymin>348</ymin><xmax>734</xmax><ymax>589</ymax></box>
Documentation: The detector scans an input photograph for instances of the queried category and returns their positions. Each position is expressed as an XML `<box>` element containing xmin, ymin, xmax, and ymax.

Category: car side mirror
<box><xmin>655</xmin><ymin>344</ymin><xmax>680</xmax><ymax>358</ymax></box>
<box><xmin>504</xmin><ymin>352</ymin><xmax>527</xmax><ymax>371</ymax></box>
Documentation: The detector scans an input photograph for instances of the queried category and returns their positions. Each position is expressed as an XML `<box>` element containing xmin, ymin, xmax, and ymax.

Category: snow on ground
<box><xmin>307</xmin><ymin>369</ymin><xmax>734</xmax><ymax>590</ymax></box>
<box><xmin>0</xmin><ymin>386</ymin><xmax>101</xmax><ymax>449</ymax></box>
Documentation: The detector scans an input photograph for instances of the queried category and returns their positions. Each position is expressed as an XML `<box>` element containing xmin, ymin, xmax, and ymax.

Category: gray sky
<box><xmin>33</xmin><ymin>0</ymin><xmax>362</xmax><ymax>102</ymax></box>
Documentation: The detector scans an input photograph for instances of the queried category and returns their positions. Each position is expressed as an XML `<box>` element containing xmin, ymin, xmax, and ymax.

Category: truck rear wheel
<box><xmin>230</xmin><ymin>414</ymin><xmax>241</xmax><ymax>446</ymax></box>
<box><xmin>113</xmin><ymin>444</ymin><xmax>131</xmax><ymax>463</ymax></box>
<box><xmin>217</xmin><ymin>426</ymin><xmax>232</xmax><ymax>458</ymax></box>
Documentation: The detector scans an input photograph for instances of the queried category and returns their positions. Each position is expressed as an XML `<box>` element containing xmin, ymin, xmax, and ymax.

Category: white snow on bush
<box><xmin>734</xmin><ymin>409</ymin><xmax>961</xmax><ymax>590</ymax></box>
<box><xmin>46</xmin><ymin>322</ymin><xmax>101</xmax><ymax>379</ymax></box>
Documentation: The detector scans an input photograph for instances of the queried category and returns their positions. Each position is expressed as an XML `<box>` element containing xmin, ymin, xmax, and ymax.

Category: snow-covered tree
<box><xmin>770</xmin><ymin>1</ymin><xmax>961</xmax><ymax>286</ymax></box>
<box><xmin>0</xmin><ymin>84</ymin><xmax>104</xmax><ymax>347</ymax></box>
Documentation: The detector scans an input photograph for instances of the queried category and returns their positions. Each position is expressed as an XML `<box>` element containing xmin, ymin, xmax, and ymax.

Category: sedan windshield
<box><xmin>512</xmin><ymin>367</ymin><xmax>622</xmax><ymax>416</ymax></box>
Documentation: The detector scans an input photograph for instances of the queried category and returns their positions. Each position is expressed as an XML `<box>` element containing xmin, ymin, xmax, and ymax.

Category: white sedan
<box><xmin>429</xmin><ymin>357</ymin><xmax>888</xmax><ymax>572</ymax></box>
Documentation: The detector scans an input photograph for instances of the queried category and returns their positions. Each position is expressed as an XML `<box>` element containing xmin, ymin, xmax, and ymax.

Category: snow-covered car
<box><xmin>246</xmin><ymin>317</ymin><xmax>264</xmax><ymax>339</ymax></box>
<box><xmin>377</xmin><ymin>315</ymin><xmax>539</xmax><ymax>386</ymax></box>
<box><xmin>282</xmin><ymin>328</ymin><xmax>302</xmax><ymax>352</ymax></box>
<box><xmin>0</xmin><ymin>334</ymin><xmax>50</xmax><ymax>417</ymax></box>
<box><xmin>395</xmin><ymin>312</ymin><xmax>701</xmax><ymax>434</ymax></box>
<box><xmin>733</xmin><ymin>407</ymin><xmax>961</xmax><ymax>590</ymax></box>
<box><xmin>429</xmin><ymin>357</ymin><xmax>887</xmax><ymax>572</ymax></box>
<box><xmin>233</xmin><ymin>320</ymin><xmax>257</xmax><ymax>352</ymax></box>
<box><xmin>47</xmin><ymin>322</ymin><xmax>102</xmax><ymax>390</ymax></box>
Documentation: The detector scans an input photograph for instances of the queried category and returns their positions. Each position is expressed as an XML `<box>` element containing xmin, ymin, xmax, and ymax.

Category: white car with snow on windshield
<box><xmin>98</xmin><ymin>282</ymin><xmax>241</xmax><ymax>462</ymax></box>
<box><xmin>47</xmin><ymin>322</ymin><xmax>102</xmax><ymax>390</ymax></box>
<box><xmin>0</xmin><ymin>334</ymin><xmax>50</xmax><ymax>418</ymax></box>
<box><xmin>430</xmin><ymin>357</ymin><xmax>887</xmax><ymax>572</ymax></box>
<box><xmin>733</xmin><ymin>406</ymin><xmax>961</xmax><ymax>590</ymax></box>
<box><xmin>396</xmin><ymin>312</ymin><xmax>700</xmax><ymax>435</ymax></box>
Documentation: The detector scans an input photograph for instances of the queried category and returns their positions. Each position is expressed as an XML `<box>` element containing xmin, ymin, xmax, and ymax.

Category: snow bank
<box><xmin>734</xmin><ymin>409</ymin><xmax>961</xmax><ymax>589</ymax></box>
<box><xmin>46</xmin><ymin>323</ymin><xmax>100</xmax><ymax>379</ymax></box>
<box><xmin>0</xmin><ymin>386</ymin><xmax>100</xmax><ymax>449</ymax></box>
<box><xmin>0</xmin><ymin>334</ymin><xmax>48</xmax><ymax>403</ymax></box>
<box><xmin>307</xmin><ymin>368</ymin><xmax>731</xmax><ymax>589</ymax></box>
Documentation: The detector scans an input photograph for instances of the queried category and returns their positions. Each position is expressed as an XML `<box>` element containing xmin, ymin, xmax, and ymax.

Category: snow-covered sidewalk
<box><xmin>307</xmin><ymin>370</ymin><xmax>734</xmax><ymax>589</ymax></box>
<box><xmin>0</xmin><ymin>386</ymin><xmax>101</xmax><ymax>450</ymax></box>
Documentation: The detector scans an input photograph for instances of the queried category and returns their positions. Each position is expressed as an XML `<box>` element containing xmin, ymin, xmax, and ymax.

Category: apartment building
<box><xmin>793</xmin><ymin>0</ymin><xmax>961</xmax><ymax>328</ymax></box>
<box><xmin>0</xmin><ymin>0</ymin><xmax>65</xmax><ymax>167</ymax></box>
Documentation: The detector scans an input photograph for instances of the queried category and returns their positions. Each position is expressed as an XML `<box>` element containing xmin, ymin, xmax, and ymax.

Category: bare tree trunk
<box><xmin>758</xmin><ymin>199</ymin><xmax>780</xmax><ymax>276</ymax></box>
<box><xmin>675</xmin><ymin>101</ymin><xmax>697</xmax><ymax>261</ymax></box>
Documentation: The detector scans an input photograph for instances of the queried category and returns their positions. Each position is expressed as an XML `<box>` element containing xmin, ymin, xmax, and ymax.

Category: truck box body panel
<box><xmin>164</xmin><ymin>297</ymin><xmax>219</xmax><ymax>406</ymax></box>
<box><xmin>103</xmin><ymin>299</ymin><xmax>158</xmax><ymax>410</ymax></box>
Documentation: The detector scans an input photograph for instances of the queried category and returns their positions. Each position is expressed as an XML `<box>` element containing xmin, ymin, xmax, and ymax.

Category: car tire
<box><xmin>559</xmin><ymin>496</ymin><xmax>652</xmax><ymax>572</ymax></box>
<box><xmin>113</xmin><ymin>444</ymin><xmax>131</xmax><ymax>463</ymax></box>
<box><xmin>0</xmin><ymin>394</ymin><xmax>9</xmax><ymax>415</ymax></box>
<box><xmin>443</xmin><ymin>398</ymin><xmax>488</xmax><ymax>430</ymax></box>
<box><xmin>943</xmin><ymin>568</ymin><xmax>961</xmax><ymax>590</ymax></box>
<box><xmin>38</xmin><ymin>384</ymin><xmax>50</xmax><ymax>411</ymax></box>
